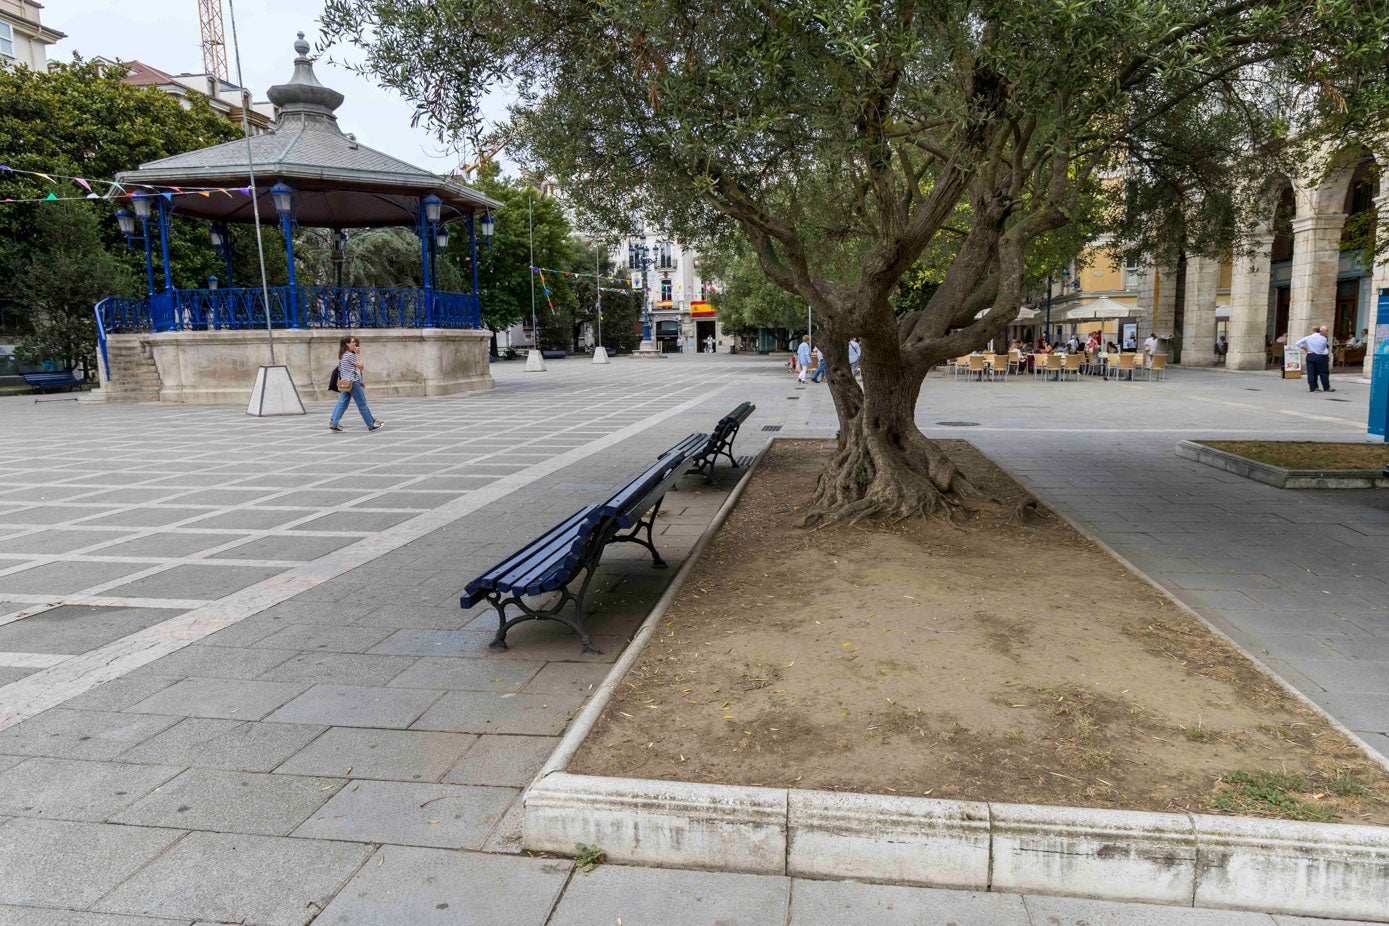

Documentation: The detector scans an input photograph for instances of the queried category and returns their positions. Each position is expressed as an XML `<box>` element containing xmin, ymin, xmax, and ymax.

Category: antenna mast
<box><xmin>198</xmin><ymin>0</ymin><xmax>230</xmax><ymax>81</ymax></box>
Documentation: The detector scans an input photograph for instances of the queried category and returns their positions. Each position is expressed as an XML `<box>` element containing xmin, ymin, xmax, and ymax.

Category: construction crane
<box><xmin>459</xmin><ymin>135</ymin><xmax>510</xmax><ymax>182</ymax></box>
<box><xmin>198</xmin><ymin>0</ymin><xmax>230</xmax><ymax>82</ymax></box>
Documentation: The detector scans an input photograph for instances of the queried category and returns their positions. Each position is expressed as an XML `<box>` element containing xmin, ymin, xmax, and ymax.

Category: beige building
<box><xmin>93</xmin><ymin>57</ymin><xmax>278</xmax><ymax>134</ymax></box>
<box><xmin>0</xmin><ymin>0</ymin><xmax>63</xmax><ymax>69</ymax></box>
<box><xmin>616</xmin><ymin>233</ymin><xmax>724</xmax><ymax>352</ymax></box>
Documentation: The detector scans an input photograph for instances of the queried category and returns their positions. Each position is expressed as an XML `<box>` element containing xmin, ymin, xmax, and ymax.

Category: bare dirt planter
<box><xmin>523</xmin><ymin>446</ymin><xmax>1389</xmax><ymax>922</ymax></box>
<box><xmin>1177</xmin><ymin>439</ymin><xmax>1389</xmax><ymax>489</ymax></box>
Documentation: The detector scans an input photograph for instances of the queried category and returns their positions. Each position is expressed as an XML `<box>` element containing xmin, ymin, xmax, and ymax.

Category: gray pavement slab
<box><xmin>0</xmin><ymin>529</ymin><xmax>132</xmax><ymax>555</ymax></box>
<box><xmin>0</xmin><ymin>908</ymin><xmax>191</xmax><ymax>926</ymax></box>
<box><xmin>442</xmin><ymin>733</ymin><xmax>561</xmax><ymax>787</ymax></box>
<box><xmin>117</xmin><ymin>718</ymin><xmax>325</xmax><ymax>772</ymax></box>
<box><xmin>313</xmin><ymin>846</ymin><xmax>570</xmax><ymax>926</ymax></box>
<box><xmin>111</xmin><ymin>767</ymin><xmax>344</xmax><ymax>835</ymax></box>
<box><xmin>0</xmin><ymin>709</ymin><xmax>179</xmax><ymax>760</ymax></box>
<box><xmin>249</xmin><ymin>622</ymin><xmax>396</xmax><ymax>653</ymax></box>
<box><xmin>264</xmin><ymin>683</ymin><xmax>443</xmax><ymax>728</ymax></box>
<box><xmin>257</xmin><ymin>651</ymin><xmax>417</xmax><ymax>687</ymax></box>
<box><xmin>127</xmin><ymin>644</ymin><xmax>296</xmax><ymax>680</ymax></box>
<box><xmin>412</xmin><ymin>690</ymin><xmax>589</xmax><ymax>735</ymax></box>
<box><xmin>274</xmin><ymin>727</ymin><xmax>475</xmax><ymax>781</ymax></box>
<box><xmin>386</xmin><ymin>655</ymin><xmax>543</xmax><ymax>691</ymax></box>
<box><xmin>126</xmin><ymin>677</ymin><xmax>309</xmax><ymax>721</ymax></box>
<box><xmin>0</xmin><ymin>562</ymin><xmax>151</xmax><ymax>596</ymax></box>
<box><xmin>98</xmin><ymin>532</ymin><xmax>241</xmax><ymax>558</ymax></box>
<box><xmin>548</xmin><ymin>865</ymin><xmax>790</xmax><ymax>926</ymax></box>
<box><xmin>208</xmin><ymin>534</ymin><xmax>358</xmax><ymax>561</ymax></box>
<box><xmin>789</xmin><ymin>879</ymin><xmax>1030</xmax><ymax>924</ymax></box>
<box><xmin>523</xmin><ymin>660</ymin><xmax>613</xmax><ymax>695</ymax></box>
<box><xmin>0</xmin><ymin>606</ymin><xmax>183</xmax><ymax>655</ymax></box>
<box><xmin>0</xmin><ymin>818</ymin><xmax>183</xmax><ymax>909</ymax></box>
<box><xmin>0</xmin><ymin>757</ymin><xmax>181</xmax><ymax>821</ymax></box>
<box><xmin>292</xmin><ymin>779</ymin><xmax>516</xmax><ymax>848</ymax></box>
<box><xmin>1021</xmin><ymin>896</ymin><xmax>1275</xmax><ymax>924</ymax></box>
<box><xmin>93</xmin><ymin>831</ymin><xmax>372</xmax><ymax>926</ymax></box>
<box><xmin>102</xmin><ymin>564</ymin><xmax>284</xmax><ymax>600</ymax></box>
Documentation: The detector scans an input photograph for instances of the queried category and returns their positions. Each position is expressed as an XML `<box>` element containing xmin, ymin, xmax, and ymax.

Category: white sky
<box><xmin>43</xmin><ymin>0</ymin><xmax>496</xmax><ymax>174</ymax></box>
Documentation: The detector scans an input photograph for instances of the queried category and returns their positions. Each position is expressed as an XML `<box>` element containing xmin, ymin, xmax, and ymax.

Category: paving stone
<box><xmin>0</xmin><ymin>818</ymin><xmax>182</xmax><ymax>909</ymax></box>
<box><xmin>0</xmin><ymin>709</ymin><xmax>179</xmax><ymax>760</ymax></box>
<box><xmin>0</xmin><ymin>667</ymin><xmax>36</xmax><ymax>686</ymax></box>
<box><xmin>1021</xmin><ymin>896</ymin><xmax>1274</xmax><ymax>924</ymax></box>
<box><xmin>314</xmin><ymin>846</ymin><xmax>569</xmax><ymax>926</ymax></box>
<box><xmin>130</xmin><ymin>644</ymin><xmax>296</xmax><ymax>680</ymax></box>
<box><xmin>187</xmin><ymin>509</ymin><xmax>310</xmax><ymax>530</ymax></box>
<box><xmin>257</xmin><ymin>652</ymin><xmax>416</xmax><ymax>687</ymax></box>
<box><xmin>0</xmin><ymin>562</ymin><xmax>151</xmax><ymax>596</ymax></box>
<box><xmin>250</xmin><ymin>622</ymin><xmax>395</xmax><ymax>653</ymax></box>
<box><xmin>0</xmin><ymin>757</ymin><xmax>181</xmax><ymax>821</ymax></box>
<box><xmin>127</xmin><ymin>677</ymin><xmax>308</xmax><ymax>720</ymax></box>
<box><xmin>118</xmin><ymin>718</ymin><xmax>325</xmax><ymax>771</ymax></box>
<box><xmin>522</xmin><ymin>661</ymin><xmax>612</xmax><ymax>695</ymax></box>
<box><xmin>264</xmin><ymin>683</ymin><xmax>442</xmax><ymax>728</ymax></box>
<box><xmin>0</xmin><ymin>605</ymin><xmax>182</xmax><ymax>655</ymax></box>
<box><xmin>81</xmin><ymin>508</ymin><xmax>217</xmax><ymax>529</ymax></box>
<box><xmin>292</xmin><ymin>779</ymin><xmax>516</xmax><ymax>848</ymax></box>
<box><xmin>290</xmin><ymin>511</ymin><xmax>414</xmax><ymax>532</ymax></box>
<box><xmin>386</xmin><ymin>655</ymin><xmax>543</xmax><ymax>692</ymax></box>
<box><xmin>789</xmin><ymin>879</ymin><xmax>1029</xmax><ymax>924</ymax></box>
<box><xmin>94</xmin><ymin>831</ymin><xmax>372</xmax><ymax>926</ymax></box>
<box><xmin>412</xmin><ymin>690</ymin><xmax>589</xmax><ymax>735</ymax></box>
<box><xmin>1307</xmin><ymin>691</ymin><xmax>1389</xmax><ymax>732</ymax></box>
<box><xmin>0</xmin><ymin>756</ymin><xmax>26</xmax><ymax>773</ymax></box>
<box><xmin>370</xmin><ymin>627</ymin><xmax>624</xmax><ymax>661</ymax></box>
<box><xmin>111</xmin><ymin>767</ymin><xmax>343</xmax><ymax>835</ymax></box>
<box><xmin>549</xmin><ymin>865</ymin><xmax>790</xmax><ymax>926</ymax></box>
<box><xmin>443</xmin><ymin>734</ymin><xmax>559</xmax><ymax>787</ymax></box>
<box><xmin>207</xmin><ymin>534</ymin><xmax>359</xmax><ymax>562</ymax></box>
<box><xmin>275</xmin><ymin>727</ymin><xmax>475</xmax><ymax>782</ymax></box>
<box><xmin>0</xmin><ymin>529</ymin><xmax>132</xmax><ymax>555</ymax></box>
<box><xmin>103</xmin><ymin>564</ymin><xmax>284</xmax><ymax>600</ymax></box>
<box><xmin>97</xmin><ymin>532</ymin><xmax>238</xmax><ymax>558</ymax></box>
<box><xmin>0</xmin><ymin>908</ymin><xmax>190</xmax><ymax>926</ymax></box>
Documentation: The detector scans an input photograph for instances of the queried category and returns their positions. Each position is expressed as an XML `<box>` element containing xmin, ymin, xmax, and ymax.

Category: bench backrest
<box><xmin>461</xmin><ymin>504</ymin><xmax>606</xmax><ymax>606</ymax></box>
<box><xmin>699</xmin><ymin>403</ymin><xmax>756</xmax><ymax>457</ymax></box>
<box><xmin>24</xmin><ymin>371</ymin><xmax>79</xmax><ymax>383</ymax></box>
<box><xmin>596</xmin><ymin>434</ymin><xmax>707</xmax><ymax>527</ymax></box>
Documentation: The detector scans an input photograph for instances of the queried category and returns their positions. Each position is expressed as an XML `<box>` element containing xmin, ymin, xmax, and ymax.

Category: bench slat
<box><xmin>461</xmin><ymin>506</ymin><xmax>599</xmax><ymax>607</ymax></box>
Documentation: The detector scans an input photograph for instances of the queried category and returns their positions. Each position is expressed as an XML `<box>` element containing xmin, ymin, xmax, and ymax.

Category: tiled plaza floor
<box><xmin>0</xmin><ymin>354</ymin><xmax>1383</xmax><ymax>924</ymax></box>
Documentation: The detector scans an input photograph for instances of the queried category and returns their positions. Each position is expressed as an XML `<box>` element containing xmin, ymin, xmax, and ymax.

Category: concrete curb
<box><xmin>1177</xmin><ymin>439</ymin><xmax>1388</xmax><ymax>489</ymax></box>
<box><xmin>524</xmin><ymin>441</ymin><xmax>1389</xmax><ymax>923</ymax></box>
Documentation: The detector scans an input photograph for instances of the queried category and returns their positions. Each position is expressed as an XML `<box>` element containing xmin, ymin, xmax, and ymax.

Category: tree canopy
<box><xmin>324</xmin><ymin>0</ymin><xmax>1388</xmax><ymax>522</ymax></box>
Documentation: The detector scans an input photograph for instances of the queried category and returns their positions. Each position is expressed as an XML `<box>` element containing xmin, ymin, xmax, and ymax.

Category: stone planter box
<box><xmin>1176</xmin><ymin>440</ymin><xmax>1389</xmax><ymax>489</ymax></box>
<box><xmin>522</xmin><ymin>447</ymin><xmax>1389</xmax><ymax>923</ymax></box>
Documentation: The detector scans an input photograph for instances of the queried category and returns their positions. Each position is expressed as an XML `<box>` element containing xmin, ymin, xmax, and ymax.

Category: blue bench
<box><xmin>23</xmin><ymin>370</ymin><xmax>84</xmax><ymax>394</ymax></box>
<box><xmin>688</xmin><ymin>402</ymin><xmax>756</xmax><ymax>481</ymax></box>
<box><xmin>461</xmin><ymin>432</ymin><xmax>709</xmax><ymax>653</ymax></box>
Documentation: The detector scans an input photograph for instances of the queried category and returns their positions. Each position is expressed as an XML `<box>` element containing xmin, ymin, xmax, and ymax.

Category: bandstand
<box><xmin>93</xmin><ymin>34</ymin><xmax>501</xmax><ymax>404</ymax></box>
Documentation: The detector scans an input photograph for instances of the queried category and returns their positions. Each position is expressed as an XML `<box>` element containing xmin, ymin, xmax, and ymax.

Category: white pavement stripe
<box><xmin>0</xmin><ymin>594</ymin><xmax>212</xmax><ymax>611</ymax></box>
<box><xmin>0</xmin><ymin>384</ymin><xmax>729</xmax><ymax>730</ymax></box>
<box><xmin>0</xmin><ymin>652</ymin><xmax>67</xmax><ymax>668</ymax></box>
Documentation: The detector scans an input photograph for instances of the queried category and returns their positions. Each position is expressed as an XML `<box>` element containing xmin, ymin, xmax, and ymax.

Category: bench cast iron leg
<box><xmin>484</xmin><ymin>563</ymin><xmax>603</xmax><ymax>655</ymax></box>
<box><xmin>608</xmin><ymin>493</ymin><xmax>668</xmax><ymax>568</ymax></box>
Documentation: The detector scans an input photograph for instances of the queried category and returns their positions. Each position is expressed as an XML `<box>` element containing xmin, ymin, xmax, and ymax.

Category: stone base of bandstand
<box><xmin>93</xmin><ymin>328</ymin><xmax>493</xmax><ymax>404</ymax></box>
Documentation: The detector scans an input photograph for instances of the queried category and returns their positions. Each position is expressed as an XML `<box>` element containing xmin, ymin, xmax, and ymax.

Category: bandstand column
<box><xmin>1288</xmin><ymin>212</ymin><xmax>1346</xmax><ymax>339</ymax></box>
<box><xmin>1180</xmin><ymin>255</ymin><xmax>1221</xmax><ymax>365</ymax></box>
<box><xmin>1227</xmin><ymin>224</ymin><xmax>1275</xmax><ymax>371</ymax></box>
<box><xmin>1366</xmin><ymin>191</ymin><xmax>1389</xmax><ymax>381</ymax></box>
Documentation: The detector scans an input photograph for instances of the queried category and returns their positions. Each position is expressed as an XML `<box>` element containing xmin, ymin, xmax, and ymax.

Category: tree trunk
<box><xmin>805</xmin><ymin>347</ymin><xmax>984</xmax><ymax>526</ymax></box>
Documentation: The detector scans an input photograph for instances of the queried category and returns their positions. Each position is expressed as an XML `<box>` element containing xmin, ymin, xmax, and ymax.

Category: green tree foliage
<box><xmin>565</xmin><ymin>237</ymin><xmax>642</xmax><ymax>352</ymax></box>
<box><xmin>0</xmin><ymin>58</ymin><xmax>258</xmax><ymax>362</ymax></box>
<box><xmin>296</xmin><ymin>227</ymin><xmax>462</xmax><ymax>290</ymax></box>
<box><xmin>7</xmin><ymin>203</ymin><xmax>132</xmax><ymax>370</ymax></box>
<box><xmin>701</xmin><ymin>242</ymin><xmax>804</xmax><ymax>335</ymax></box>
<box><xmin>456</xmin><ymin>165</ymin><xmax>574</xmax><ymax>341</ymax></box>
<box><xmin>324</xmin><ymin>0</ymin><xmax>1388</xmax><ymax>522</ymax></box>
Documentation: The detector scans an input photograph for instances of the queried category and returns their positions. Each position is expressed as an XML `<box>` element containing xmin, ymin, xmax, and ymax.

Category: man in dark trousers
<box><xmin>1295</xmin><ymin>325</ymin><xmax>1334</xmax><ymax>393</ymax></box>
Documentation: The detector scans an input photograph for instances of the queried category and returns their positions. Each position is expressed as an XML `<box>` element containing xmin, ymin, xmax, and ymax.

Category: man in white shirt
<box><xmin>1142</xmin><ymin>333</ymin><xmax>1158</xmax><ymax>360</ymax></box>
<box><xmin>1350</xmin><ymin>328</ymin><xmax>1368</xmax><ymax>348</ymax></box>
<box><xmin>1294</xmin><ymin>326</ymin><xmax>1333</xmax><ymax>393</ymax></box>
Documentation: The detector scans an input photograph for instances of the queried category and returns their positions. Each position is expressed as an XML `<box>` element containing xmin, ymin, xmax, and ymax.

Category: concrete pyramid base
<box><xmin>592</xmin><ymin>347</ymin><xmax>611</xmax><ymax>365</ymax></box>
<box><xmin>246</xmin><ymin>365</ymin><xmax>305</xmax><ymax>416</ymax></box>
<box><xmin>525</xmin><ymin>349</ymin><xmax>548</xmax><ymax>372</ymax></box>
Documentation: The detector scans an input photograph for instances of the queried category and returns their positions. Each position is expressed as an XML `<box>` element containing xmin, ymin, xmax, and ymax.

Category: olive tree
<box><xmin>323</xmin><ymin>0</ymin><xmax>1386</xmax><ymax>523</ymax></box>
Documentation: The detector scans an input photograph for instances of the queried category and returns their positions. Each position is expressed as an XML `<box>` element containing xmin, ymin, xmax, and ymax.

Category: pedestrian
<box><xmin>810</xmin><ymin>345</ymin><xmax>826</xmax><ymax>382</ymax></box>
<box><xmin>676</xmin><ymin>335</ymin><xmax>684</xmax><ymax>354</ymax></box>
<box><xmin>705</xmin><ymin>335</ymin><xmax>715</xmax><ymax>354</ymax></box>
<box><xmin>848</xmin><ymin>337</ymin><xmax>862</xmax><ymax>379</ymax></box>
<box><xmin>796</xmin><ymin>335</ymin><xmax>812</xmax><ymax>383</ymax></box>
<box><xmin>329</xmin><ymin>335</ymin><xmax>384</xmax><ymax>432</ymax></box>
<box><xmin>1295</xmin><ymin>325</ymin><xmax>1334</xmax><ymax>393</ymax></box>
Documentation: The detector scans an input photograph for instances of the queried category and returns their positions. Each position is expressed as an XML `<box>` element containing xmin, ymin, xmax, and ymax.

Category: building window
<box><xmin>661</xmin><ymin>278</ymin><xmax>672</xmax><ymax>302</ymax></box>
<box><xmin>0</xmin><ymin>21</ymin><xmax>16</xmax><ymax>65</ymax></box>
<box><xmin>657</xmin><ymin>242</ymin><xmax>674</xmax><ymax>270</ymax></box>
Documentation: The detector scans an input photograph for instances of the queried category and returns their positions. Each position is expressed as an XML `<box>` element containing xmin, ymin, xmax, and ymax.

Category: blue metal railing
<box><xmin>97</xmin><ymin>286</ymin><xmax>481</xmax><ymax>338</ymax></box>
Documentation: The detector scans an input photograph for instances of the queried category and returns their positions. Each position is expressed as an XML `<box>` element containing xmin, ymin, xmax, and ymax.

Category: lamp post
<box><xmin>419</xmin><ymin>192</ymin><xmax>442</xmax><ymax>326</ymax></box>
<box><xmin>629</xmin><ymin>237</ymin><xmax>654</xmax><ymax>348</ymax></box>
<box><xmin>115</xmin><ymin>205</ymin><xmax>157</xmax><ymax>298</ymax></box>
<box><xmin>270</xmin><ymin>181</ymin><xmax>299</xmax><ymax>327</ymax></box>
<box><xmin>330</xmin><ymin>229</ymin><xmax>348</xmax><ymax>290</ymax></box>
<box><xmin>208</xmin><ymin>223</ymin><xmax>234</xmax><ymax>287</ymax></box>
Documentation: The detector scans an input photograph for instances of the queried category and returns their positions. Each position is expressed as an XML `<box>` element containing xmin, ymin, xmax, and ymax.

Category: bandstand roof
<box><xmin>114</xmin><ymin>34</ymin><xmax>500</xmax><ymax>229</ymax></box>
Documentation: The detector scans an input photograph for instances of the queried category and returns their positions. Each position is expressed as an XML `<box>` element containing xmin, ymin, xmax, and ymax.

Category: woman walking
<box><xmin>330</xmin><ymin>335</ymin><xmax>384</xmax><ymax>432</ymax></box>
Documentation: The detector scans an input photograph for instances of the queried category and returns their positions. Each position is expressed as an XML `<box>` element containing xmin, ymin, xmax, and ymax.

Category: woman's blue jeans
<box><xmin>330</xmin><ymin>381</ymin><xmax>375</xmax><ymax>427</ymax></box>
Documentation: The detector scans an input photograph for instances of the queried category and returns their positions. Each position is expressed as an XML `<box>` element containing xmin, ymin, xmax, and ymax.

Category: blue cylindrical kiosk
<box><xmin>1369</xmin><ymin>288</ymin><xmax>1389</xmax><ymax>442</ymax></box>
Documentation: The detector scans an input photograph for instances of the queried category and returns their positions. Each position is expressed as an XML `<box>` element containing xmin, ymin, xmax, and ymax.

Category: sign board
<box><xmin>1369</xmin><ymin>288</ymin><xmax>1389</xmax><ymax>442</ymax></box>
<box><xmin>1121</xmin><ymin>323</ymin><xmax>1137</xmax><ymax>350</ymax></box>
<box><xmin>1283</xmin><ymin>346</ymin><xmax>1304</xmax><ymax>379</ymax></box>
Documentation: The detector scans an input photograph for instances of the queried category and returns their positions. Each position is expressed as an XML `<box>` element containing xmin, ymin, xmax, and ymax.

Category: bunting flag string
<box><xmin>529</xmin><ymin>265</ymin><xmax>634</xmax><ymax>288</ymax></box>
<box><xmin>0</xmin><ymin>165</ymin><xmax>257</xmax><ymax>202</ymax></box>
<box><xmin>536</xmin><ymin>268</ymin><xmax>557</xmax><ymax>316</ymax></box>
